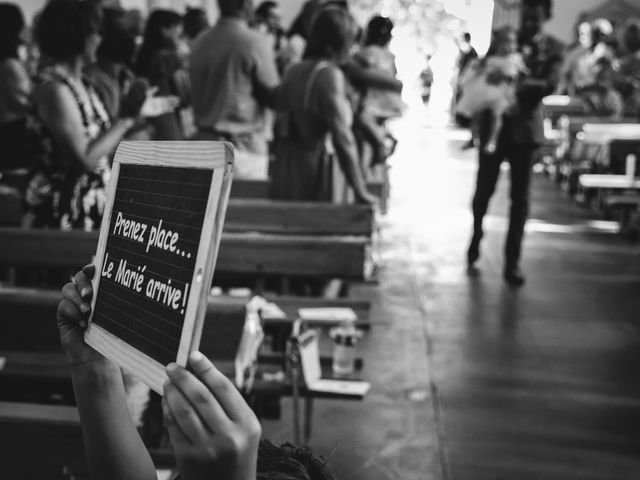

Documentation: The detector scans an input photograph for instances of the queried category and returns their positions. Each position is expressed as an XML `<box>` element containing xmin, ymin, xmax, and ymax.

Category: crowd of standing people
<box><xmin>0</xmin><ymin>0</ymin><xmax>405</xmax><ymax>233</ymax></box>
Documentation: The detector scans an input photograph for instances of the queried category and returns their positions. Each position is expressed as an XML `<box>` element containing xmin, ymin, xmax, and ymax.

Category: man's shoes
<box><xmin>504</xmin><ymin>266</ymin><xmax>526</xmax><ymax>287</ymax></box>
<box><xmin>461</xmin><ymin>138</ymin><xmax>475</xmax><ymax>151</ymax></box>
<box><xmin>467</xmin><ymin>235</ymin><xmax>481</xmax><ymax>268</ymax></box>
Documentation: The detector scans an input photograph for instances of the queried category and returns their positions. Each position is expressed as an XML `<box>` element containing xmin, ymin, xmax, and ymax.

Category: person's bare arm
<box><xmin>342</xmin><ymin>59</ymin><xmax>402</xmax><ymax>92</ymax></box>
<box><xmin>35</xmin><ymin>81</ymin><xmax>135</xmax><ymax>172</ymax></box>
<box><xmin>318</xmin><ymin>68</ymin><xmax>377</xmax><ymax>204</ymax></box>
<box><xmin>58</xmin><ymin>266</ymin><xmax>157</xmax><ymax>480</ymax></box>
<box><xmin>252</xmin><ymin>40</ymin><xmax>280</xmax><ymax>108</ymax></box>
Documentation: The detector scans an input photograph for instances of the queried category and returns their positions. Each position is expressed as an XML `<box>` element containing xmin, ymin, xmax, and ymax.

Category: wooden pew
<box><xmin>0</xmin><ymin>185</ymin><xmax>21</xmax><ymax>226</ymax></box>
<box><xmin>557</xmin><ymin>119</ymin><xmax>640</xmax><ymax>193</ymax></box>
<box><xmin>0</xmin><ymin>401</ymin><xmax>176</xmax><ymax>478</ymax></box>
<box><xmin>0</xmin><ymin>283</ymin><xmax>370</xmax><ymax>477</ymax></box>
<box><xmin>0</xmin><ymin>288</ymin><xmax>370</xmax><ymax>356</ymax></box>
<box><xmin>0</xmin><ymin>288</ymin><xmax>247</xmax><ymax>402</ymax></box>
<box><xmin>541</xmin><ymin>95</ymin><xmax>586</xmax><ymax>128</ymax></box>
<box><xmin>230</xmin><ymin>178</ymin><xmax>388</xmax><ymax>212</ymax></box>
<box><xmin>0</xmin><ymin>197</ymin><xmax>375</xmax><ymax>237</ymax></box>
<box><xmin>0</xmin><ymin>287</ymin><xmax>370</xmax><ymax>401</ymax></box>
<box><xmin>231</xmin><ymin>178</ymin><xmax>385</xmax><ymax>200</ymax></box>
<box><xmin>225</xmin><ymin>199</ymin><xmax>374</xmax><ymax>236</ymax></box>
<box><xmin>0</xmin><ymin>227</ymin><xmax>371</xmax><ymax>281</ymax></box>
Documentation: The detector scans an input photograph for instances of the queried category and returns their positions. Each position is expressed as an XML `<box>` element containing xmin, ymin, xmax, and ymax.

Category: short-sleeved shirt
<box><xmin>189</xmin><ymin>18</ymin><xmax>279</xmax><ymax>151</ymax></box>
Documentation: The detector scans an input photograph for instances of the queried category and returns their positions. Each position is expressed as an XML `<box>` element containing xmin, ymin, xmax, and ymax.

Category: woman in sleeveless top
<box><xmin>271</xmin><ymin>6</ymin><xmax>376</xmax><ymax>204</ymax></box>
<box><xmin>26</xmin><ymin>1</ymin><xmax>146</xmax><ymax>231</ymax></box>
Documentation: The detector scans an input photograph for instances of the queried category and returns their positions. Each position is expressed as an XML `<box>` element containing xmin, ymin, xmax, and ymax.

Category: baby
<box><xmin>456</xmin><ymin>26</ymin><xmax>528</xmax><ymax>153</ymax></box>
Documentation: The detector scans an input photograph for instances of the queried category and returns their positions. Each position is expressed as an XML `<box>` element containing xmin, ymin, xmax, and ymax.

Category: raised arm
<box><xmin>252</xmin><ymin>39</ymin><xmax>280</xmax><ymax>109</ymax></box>
<box><xmin>342</xmin><ymin>58</ymin><xmax>402</xmax><ymax>92</ymax></box>
<box><xmin>318</xmin><ymin>67</ymin><xmax>377</xmax><ymax>205</ymax></box>
<box><xmin>35</xmin><ymin>80</ymin><xmax>146</xmax><ymax>172</ymax></box>
<box><xmin>58</xmin><ymin>265</ymin><xmax>157</xmax><ymax>480</ymax></box>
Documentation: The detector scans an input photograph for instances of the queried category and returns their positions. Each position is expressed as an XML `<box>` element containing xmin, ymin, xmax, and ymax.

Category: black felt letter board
<box><xmin>92</xmin><ymin>164</ymin><xmax>213</xmax><ymax>366</ymax></box>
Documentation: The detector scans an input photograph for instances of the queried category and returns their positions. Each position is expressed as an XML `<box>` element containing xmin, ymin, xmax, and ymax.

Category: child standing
<box><xmin>456</xmin><ymin>26</ymin><xmax>528</xmax><ymax>153</ymax></box>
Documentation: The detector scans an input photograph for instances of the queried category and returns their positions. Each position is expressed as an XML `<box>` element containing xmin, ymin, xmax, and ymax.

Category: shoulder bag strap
<box><xmin>303</xmin><ymin>60</ymin><xmax>330</xmax><ymax>110</ymax></box>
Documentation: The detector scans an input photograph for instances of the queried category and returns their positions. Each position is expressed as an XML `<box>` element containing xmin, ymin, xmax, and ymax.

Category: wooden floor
<box><xmin>262</xmin><ymin>110</ymin><xmax>640</xmax><ymax>479</ymax></box>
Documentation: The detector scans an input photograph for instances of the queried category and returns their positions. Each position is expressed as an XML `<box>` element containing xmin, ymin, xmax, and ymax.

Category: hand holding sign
<box><xmin>163</xmin><ymin>352</ymin><xmax>261</xmax><ymax>480</ymax></box>
<box><xmin>58</xmin><ymin>264</ymin><xmax>105</xmax><ymax>367</ymax></box>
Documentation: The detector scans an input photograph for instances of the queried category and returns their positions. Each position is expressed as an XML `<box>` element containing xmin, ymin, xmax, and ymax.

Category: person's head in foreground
<box><xmin>488</xmin><ymin>26</ymin><xmax>518</xmax><ymax>57</ymax></box>
<box><xmin>0</xmin><ymin>2</ymin><xmax>26</xmax><ymax>62</ymax></box>
<box><xmin>520</xmin><ymin>0</ymin><xmax>552</xmax><ymax>42</ymax></box>
<box><xmin>183</xmin><ymin>7</ymin><xmax>209</xmax><ymax>42</ymax></box>
<box><xmin>621</xmin><ymin>19</ymin><xmax>640</xmax><ymax>55</ymax></box>
<box><xmin>37</xmin><ymin>0</ymin><xmax>103</xmax><ymax>65</ymax></box>
<box><xmin>59</xmin><ymin>265</ymin><xmax>336</xmax><ymax>480</ymax></box>
<box><xmin>365</xmin><ymin>15</ymin><xmax>393</xmax><ymax>48</ymax></box>
<box><xmin>303</xmin><ymin>5</ymin><xmax>356</xmax><ymax>62</ymax></box>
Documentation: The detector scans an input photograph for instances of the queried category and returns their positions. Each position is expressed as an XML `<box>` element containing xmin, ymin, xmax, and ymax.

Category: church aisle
<box><xmin>263</xmin><ymin>110</ymin><xmax>640</xmax><ymax>479</ymax></box>
<box><xmin>403</xmin><ymin>116</ymin><xmax>640</xmax><ymax>479</ymax></box>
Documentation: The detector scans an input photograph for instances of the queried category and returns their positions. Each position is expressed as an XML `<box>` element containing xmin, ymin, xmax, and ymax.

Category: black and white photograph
<box><xmin>1</xmin><ymin>0</ymin><xmax>640</xmax><ymax>478</ymax></box>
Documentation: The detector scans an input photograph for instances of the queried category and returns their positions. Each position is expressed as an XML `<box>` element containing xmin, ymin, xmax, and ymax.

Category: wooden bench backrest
<box><xmin>0</xmin><ymin>401</ymin><xmax>175</xmax><ymax>477</ymax></box>
<box><xmin>231</xmin><ymin>179</ymin><xmax>385</xmax><ymax>202</ymax></box>
<box><xmin>0</xmin><ymin>197</ymin><xmax>374</xmax><ymax>237</ymax></box>
<box><xmin>566</xmin><ymin>116</ymin><xmax>638</xmax><ymax>137</ymax></box>
<box><xmin>0</xmin><ymin>288</ymin><xmax>247</xmax><ymax>359</ymax></box>
<box><xmin>0</xmin><ymin>288</ymin><xmax>371</xmax><ymax>355</ymax></box>
<box><xmin>0</xmin><ymin>186</ymin><xmax>21</xmax><ymax>226</ymax></box>
<box><xmin>225</xmin><ymin>199</ymin><xmax>374</xmax><ymax>236</ymax></box>
<box><xmin>0</xmin><ymin>228</ymin><xmax>369</xmax><ymax>279</ymax></box>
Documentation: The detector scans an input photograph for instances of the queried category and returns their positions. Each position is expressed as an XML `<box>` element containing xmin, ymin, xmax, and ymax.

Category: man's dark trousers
<box><xmin>471</xmin><ymin>133</ymin><xmax>536</xmax><ymax>270</ymax></box>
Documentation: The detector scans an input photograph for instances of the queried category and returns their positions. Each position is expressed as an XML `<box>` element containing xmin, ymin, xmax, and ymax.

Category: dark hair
<box><xmin>288</xmin><ymin>1</ymin><xmax>316</xmax><ymax>39</ymax></box>
<box><xmin>521</xmin><ymin>0</ymin><xmax>552</xmax><ymax>20</ymax></box>
<box><xmin>485</xmin><ymin>25</ymin><xmax>516</xmax><ymax>55</ymax></box>
<box><xmin>622</xmin><ymin>19</ymin><xmax>640</xmax><ymax>53</ymax></box>
<box><xmin>183</xmin><ymin>7</ymin><xmax>208</xmax><ymax>40</ymax></box>
<box><xmin>97</xmin><ymin>7</ymin><xmax>138</xmax><ymax>66</ymax></box>
<box><xmin>218</xmin><ymin>0</ymin><xmax>250</xmax><ymax>18</ymax></box>
<box><xmin>365</xmin><ymin>15</ymin><xmax>393</xmax><ymax>47</ymax></box>
<box><xmin>463</xmin><ymin>32</ymin><xmax>471</xmax><ymax>42</ymax></box>
<box><xmin>304</xmin><ymin>6</ymin><xmax>355</xmax><ymax>60</ymax></box>
<box><xmin>257</xmin><ymin>440</ymin><xmax>336</xmax><ymax>480</ymax></box>
<box><xmin>36</xmin><ymin>0</ymin><xmax>102</xmax><ymax>62</ymax></box>
<box><xmin>255</xmin><ymin>1</ymin><xmax>277</xmax><ymax>19</ymax></box>
<box><xmin>288</xmin><ymin>0</ymin><xmax>347</xmax><ymax>40</ymax></box>
<box><xmin>594</xmin><ymin>56</ymin><xmax>614</xmax><ymax>70</ymax></box>
<box><xmin>134</xmin><ymin>9</ymin><xmax>181</xmax><ymax>76</ymax></box>
<box><xmin>0</xmin><ymin>3</ymin><xmax>25</xmax><ymax>61</ymax></box>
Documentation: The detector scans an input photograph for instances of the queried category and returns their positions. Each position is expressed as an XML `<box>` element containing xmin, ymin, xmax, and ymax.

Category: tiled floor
<box><xmin>262</xmin><ymin>110</ymin><xmax>640</xmax><ymax>479</ymax></box>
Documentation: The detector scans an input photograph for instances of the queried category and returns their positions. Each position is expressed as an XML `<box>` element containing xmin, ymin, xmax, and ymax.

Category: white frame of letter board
<box><xmin>86</xmin><ymin>141</ymin><xmax>234</xmax><ymax>394</ymax></box>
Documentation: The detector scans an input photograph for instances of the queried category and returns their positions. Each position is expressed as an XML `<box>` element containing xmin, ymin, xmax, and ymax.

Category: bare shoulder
<box><xmin>315</xmin><ymin>64</ymin><xmax>345</xmax><ymax>91</ymax></box>
<box><xmin>35</xmin><ymin>77</ymin><xmax>78</xmax><ymax>117</ymax></box>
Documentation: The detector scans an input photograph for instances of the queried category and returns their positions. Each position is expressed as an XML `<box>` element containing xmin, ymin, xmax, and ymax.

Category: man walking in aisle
<box><xmin>466</xmin><ymin>0</ymin><xmax>563</xmax><ymax>286</ymax></box>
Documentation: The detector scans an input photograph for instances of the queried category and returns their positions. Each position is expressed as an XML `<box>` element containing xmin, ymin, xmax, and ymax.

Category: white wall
<box><xmin>17</xmin><ymin>0</ymin><xmax>47</xmax><ymax>24</ymax></box>
<box><xmin>544</xmin><ymin>0</ymin><xmax>606</xmax><ymax>43</ymax></box>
